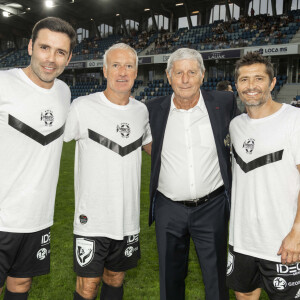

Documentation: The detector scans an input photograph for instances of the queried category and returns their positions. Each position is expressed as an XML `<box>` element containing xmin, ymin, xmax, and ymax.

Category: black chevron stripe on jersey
<box><xmin>232</xmin><ymin>146</ymin><xmax>284</xmax><ymax>173</ymax></box>
<box><xmin>88</xmin><ymin>129</ymin><xmax>143</xmax><ymax>157</ymax></box>
<box><xmin>8</xmin><ymin>114</ymin><xmax>65</xmax><ymax>146</ymax></box>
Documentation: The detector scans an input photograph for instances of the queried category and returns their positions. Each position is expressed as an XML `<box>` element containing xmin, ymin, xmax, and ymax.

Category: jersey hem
<box><xmin>73</xmin><ymin>228</ymin><xmax>140</xmax><ymax>240</ymax></box>
<box><xmin>0</xmin><ymin>222</ymin><xmax>53</xmax><ymax>233</ymax></box>
<box><xmin>142</xmin><ymin>137</ymin><xmax>152</xmax><ymax>146</ymax></box>
<box><xmin>231</xmin><ymin>245</ymin><xmax>281</xmax><ymax>263</ymax></box>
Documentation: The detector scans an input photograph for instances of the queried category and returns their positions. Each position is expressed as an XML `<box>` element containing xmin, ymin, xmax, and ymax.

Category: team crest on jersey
<box><xmin>242</xmin><ymin>138</ymin><xmax>255</xmax><ymax>154</ymax></box>
<box><xmin>41</xmin><ymin>110</ymin><xmax>54</xmax><ymax>126</ymax></box>
<box><xmin>116</xmin><ymin>123</ymin><xmax>131</xmax><ymax>138</ymax></box>
<box><xmin>76</xmin><ymin>238</ymin><xmax>95</xmax><ymax>267</ymax></box>
<box><xmin>227</xmin><ymin>251</ymin><xmax>234</xmax><ymax>276</ymax></box>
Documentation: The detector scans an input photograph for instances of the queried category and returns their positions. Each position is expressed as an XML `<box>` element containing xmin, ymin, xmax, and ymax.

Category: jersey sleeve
<box><xmin>142</xmin><ymin>108</ymin><xmax>152</xmax><ymax>146</ymax></box>
<box><xmin>64</xmin><ymin>100</ymin><xmax>81</xmax><ymax>142</ymax></box>
<box><xmin>290</xmin><ymin>110</ymin><xmax>300</xmax><ymax>166</ymax></box>
<box><xmin>142</xmin><ymin>121</ymin><xmax>152</xmax><ymax>146</ymax></box>
<box><xmin>291</xmin><ymin>129</ymin><xmax>300</xmax><ymax>166</ymax></box>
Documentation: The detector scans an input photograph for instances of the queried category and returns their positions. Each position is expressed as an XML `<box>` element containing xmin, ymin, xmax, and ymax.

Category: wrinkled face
<box><xmin>103</xmin><ymin>49</ymin><xmax>137</xmax><ymax>95</ymax></box>
<box><xmin>167</xmin><ymin>59</ymin><xmax>204</xmax><ymax>102</ymax></box>
<box><xmin>236</xmin><ymin>63</ymin><xmax>276</xmax><ymax>107</ymax></box>
<box><xmin>28</xmin><ymin>28</ymin><xmax>72</xmax><ymax>89</ymax></box>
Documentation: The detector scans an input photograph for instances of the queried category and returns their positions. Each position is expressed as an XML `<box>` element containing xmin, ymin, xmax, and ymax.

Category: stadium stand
<box><xmin>70</xmin><ymin>79</ymin><xmax>144</xmax><ymax>101</ymax></box>
<box><xmin>71</xmin><ymin>35</ymin><xmax>122</xmax><ymax>61</ymax></box>
<box><xmin>147</xmin><ymin>12</ymin><xmax>300</xmax><ymax>55</ymax></box>
<box><xmin>0</xmin><ymin>2</ymin><xmax>299</xmax><ymax>108</ymax></box>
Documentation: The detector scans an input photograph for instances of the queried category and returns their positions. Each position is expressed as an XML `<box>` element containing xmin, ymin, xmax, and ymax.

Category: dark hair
<box><xmin>235</xmin><ymin>52</ymin><xmax>274</xmax><ymax>83</ymax></box>
<box><xmin>31</xmin><ymin>17</ymin><xmax>76</xmax><ymax>53</ymax></box>
<box><xmin>216</xmin><ymin>80</ymin><xmax>231</xmax><ymax>91</ymax></box>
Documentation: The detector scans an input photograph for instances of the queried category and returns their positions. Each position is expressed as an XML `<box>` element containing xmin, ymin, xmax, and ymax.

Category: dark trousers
<box><xmin>155</xmin><ymin>191</ymin><xmax>230</xmax><ymax>300</ymax></box>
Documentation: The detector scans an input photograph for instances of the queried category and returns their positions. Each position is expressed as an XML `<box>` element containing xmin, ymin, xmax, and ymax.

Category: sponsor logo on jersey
<box><xmin>227</xmin><ymin>251</ymin><xmax>234</xmax><ymax>276</ymax></box>
<box><xmin>76</xmin><ymin>238</ymin><xmax>95</xmax><ymax>267</ymax></box>
<box><xmin>41</xmin><ymin>110</ymin><xmax>54</xmax><ymax>126</ymax></box>
<box><xmin>79</xmin><ymin>214</ymin><xmax>88</xmax><ymax>224</ymax></box>
<box><xmin>37</xmin><ymin>248</ymin><xmax>48</xmax><ymax>260</ymax></box>
<box><xmin>224</xmin><ymin>133</ymin><xmax>230</xmax><ymax>148</ymax></box>
<box><xmin>116</xmin><ymin>123</ymin><xmax>130</xmax><ymax>138</ymax></box>
<box><xmin>273</xmin><ymin>277</ymin><xmax>287</xmax><ymax>290</ymax></box>
<box><xmin>124</xmin><ymin>246</ymin><xmax>138</xmax><ymax>257</ymax></box>
<box><xmin>127</xmin><ymin>234</ymin><xmax>139</xmax><ymax>245</ymax></box>
<box><xmin>295</xmin><ymin>288</ymin><xmax>300</xmax><ymax>298</ymax></box>
<box><xmin>288</xmin><ymin>280</ymin><xmax>300</xmax><ymax>287</ymax></box>
<box><xmin>242</xmin><ymin>138</ymin><xmax>255</xmax><ymax>154</ymax></box>
<box><xmin>277</xmin><ymin>263</ymin><xmax>300</xmax><ymax>276</ymax></box>
<box><xmin>41</xmin><ymin>232</ymin><xmax>51</xmax><ymax>246</ymax></box>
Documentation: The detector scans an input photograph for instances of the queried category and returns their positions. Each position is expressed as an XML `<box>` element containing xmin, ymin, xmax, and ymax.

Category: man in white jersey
<box><xmin>227</xmin><ymin>52</ymin><xmax>300</xmax><ymax>300</ymax></box>
<box><xmin>0</xmin><ymin>17</ymin><xmax>76</xmax><ymax>300</ymax></box>
<box><xmin>64</xmin><ymin>43</ymin><xmax>152</xmax><ymax>300</ymax></box>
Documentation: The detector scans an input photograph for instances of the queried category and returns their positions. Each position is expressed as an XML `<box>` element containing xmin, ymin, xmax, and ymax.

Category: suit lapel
<box><xmin>201</xmin><ymin>89</ymin><xmax>220</xmax><ymax>145</ymax></box>
<box><xmin>156</xmin><ymin>96</ymin><xmax>171</xmax><ymax>154</ymax></box>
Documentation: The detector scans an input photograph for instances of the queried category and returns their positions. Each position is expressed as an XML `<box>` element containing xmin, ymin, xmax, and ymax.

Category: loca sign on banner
<box><xmin>86</xmin><ymin>60</ymin><xmax>103</xmax><ymax>68</ymax></box>
<box><xmin>245</xmin><ymin>44</ymin><xmax>298</xmax><ymax>56</ymax></box>
<box><xmin>155</xmin><ymin>49</ymin><xmax>240</xmax><ymax>64</ymax></box>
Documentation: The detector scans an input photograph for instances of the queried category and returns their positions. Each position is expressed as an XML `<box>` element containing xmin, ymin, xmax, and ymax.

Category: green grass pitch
<box><xmin>1</xmin><ymin>141</ymin><xmax>268</xmax><ymax>299</ymax></box>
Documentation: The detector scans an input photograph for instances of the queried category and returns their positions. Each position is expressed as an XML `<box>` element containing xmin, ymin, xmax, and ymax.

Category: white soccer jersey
<box><xmin>0</xmin><ymin>68</ymin><xmax>70</xmax><ymax>233</ymax></box>
<box><xmin>229</xmin><ymin>104</ymin><xmax>300</xmax><ymax>262</ymax></box>
<box><xmin>64</xmin><ymin>92</ymin><xmax>152</xmax><ymax>240</ymax></box>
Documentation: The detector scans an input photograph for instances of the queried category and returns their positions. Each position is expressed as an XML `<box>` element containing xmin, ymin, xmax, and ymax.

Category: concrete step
<box><xmin>139</xmin><ymin>42</ymin><xmax>155</xmax><ymax>56</ymax></box>
<box><xmin>276</xmin><ymin>83</ymin><xmax>300</xmax><ymax>103</ymax></box>
<box><xmin>290</xmin><ymin>27</ymin><xmax>300</xmax><ymax>43</ymax></box>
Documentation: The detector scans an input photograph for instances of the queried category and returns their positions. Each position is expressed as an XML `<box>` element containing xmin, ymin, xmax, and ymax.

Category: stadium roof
<box><xmin>0</xmin><ymin>0</ymin><xmax>242</xmax><ymax>39</ymax></box>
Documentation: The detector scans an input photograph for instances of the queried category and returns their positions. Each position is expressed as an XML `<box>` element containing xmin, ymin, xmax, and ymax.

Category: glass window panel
<box><xmin>191</xmin><ymin>15</ymin><xmax>197</xmax><ymax>26</ymax></box>
<box><xmin>178</xmin><ymin>17</ymin><xmax>188</xmax><ymax>29</ymax></box>
<box><xmin>219</xmin><ymin>5</ymin><xmax>226</xmax><ymax>21</ymax></box>
<box><xmin>213</xmin><ymin>5</ymin><xmax>219</xmax><ymax>21</ymax></box>
<box><xmin>277</xmin><ymin>0</ymin><xmax>283</xmax><ymax>15</ymax></box>
<box><xmin>164</xmin><ymin>16</ymin><xmax>169</xmax><ymax>30</ymax></box>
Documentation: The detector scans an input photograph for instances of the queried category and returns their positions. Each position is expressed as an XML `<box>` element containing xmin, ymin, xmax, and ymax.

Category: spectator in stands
<box><xmin>146</xmin><ymin>48</ymin><xmax>238</xmax><ymax>300</ymax></box>
<box><xmin>291</xmin><ymin>97</ymin><xmax>298</xmax><ymax>106</ymax></box>
<box><xmin>217</xmin><ymin>80</ymin><xmax>233</xmax><ymax>92</ymax></box>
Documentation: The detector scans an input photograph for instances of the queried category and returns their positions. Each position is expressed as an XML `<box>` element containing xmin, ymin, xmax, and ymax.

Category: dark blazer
<box><xmin>146</xmin><ymin>89</ymin><xmax>239</xmax><ymax>226</ymax></box>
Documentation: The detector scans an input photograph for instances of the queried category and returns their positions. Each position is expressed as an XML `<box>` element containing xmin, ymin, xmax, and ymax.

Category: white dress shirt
<box><xmin>157</xmin><ymin>91</ymin><xmax>223</xmax><ymax>201</ymax></box>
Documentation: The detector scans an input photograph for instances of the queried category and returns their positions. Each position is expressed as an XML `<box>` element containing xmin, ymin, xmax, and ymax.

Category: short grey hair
<box><xmin>103</xmin><ymin>43</ymin><xmax>138</xmax><ymax>69</ymax></box>
<box><xmin>166</xmin><ymin>48</ymin><xmax>205</xmax><ymax>76</ymax></box>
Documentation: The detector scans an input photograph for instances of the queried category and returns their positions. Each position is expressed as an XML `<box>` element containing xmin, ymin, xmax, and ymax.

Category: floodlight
<box><xmin>2</xmin><ymin>11</ymin><xmax>10</xmax><ymax>17</ymax></box>
<box><xmin>45</xmin><ymin>1</ymin><xmax>54</xmax><ymax>8</ymax></box>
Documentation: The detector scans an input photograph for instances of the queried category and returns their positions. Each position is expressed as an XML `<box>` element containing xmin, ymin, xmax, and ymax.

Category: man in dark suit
<box><xmin>146</xmin><ymin>48</ymin><xmax>238</xmax><ymax>300</ymax></box>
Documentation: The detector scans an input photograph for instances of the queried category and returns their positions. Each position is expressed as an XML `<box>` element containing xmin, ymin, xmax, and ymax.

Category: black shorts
<box><xmin>0</xmin><ymin>228</ymin><xmax>51</xmax><ymax>288</ymax></box>
<box><xmin>227</xmin><ymin>245</ymin><xmax>300</xmax><ymax>300</ymax></box>
<box><xmin>73</xmin><ymin>234</ymin><xmax>140</xmax><ymax>277</ymax></box>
